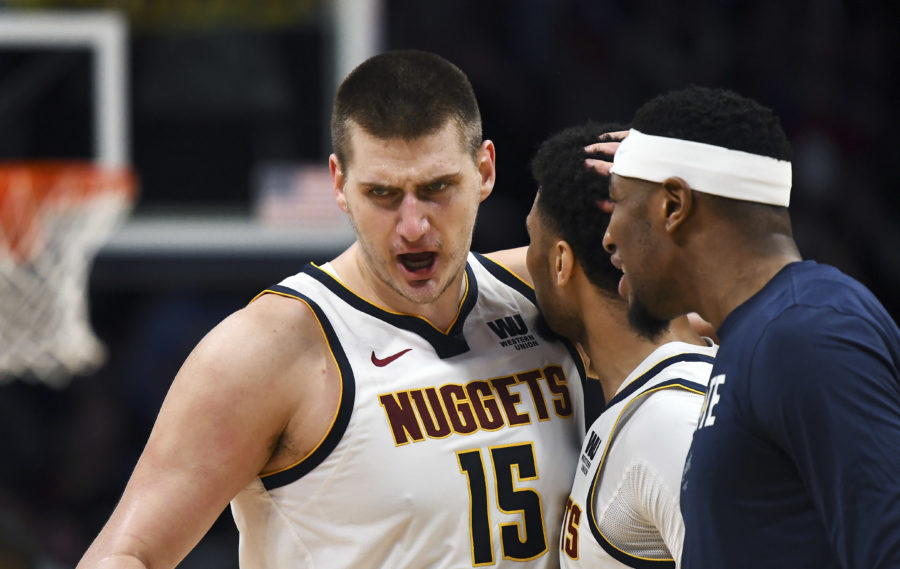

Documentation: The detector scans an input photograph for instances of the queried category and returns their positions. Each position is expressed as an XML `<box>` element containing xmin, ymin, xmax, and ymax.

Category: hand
<box><xmin>584</xmin><ymin>130</ymin><xmax>629</xmax><ymax>176</ymax></box>
<box><xmin>687</xmin><ymin>312</ymin><xmax>719</xmax><ymax>343</ymax></box>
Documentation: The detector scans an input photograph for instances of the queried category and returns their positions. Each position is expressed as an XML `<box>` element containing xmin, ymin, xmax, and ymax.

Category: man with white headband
<box><xmin>596</xmin><ymin>85</ymin><xmax>900</xmax><ymax>568</ymax></box>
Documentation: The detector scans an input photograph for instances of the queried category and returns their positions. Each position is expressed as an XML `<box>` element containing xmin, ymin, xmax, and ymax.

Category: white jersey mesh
<box><xmin>595</xmin><ymin>459</ymin><xmax>673</xmax><ymax>560</ymax></box>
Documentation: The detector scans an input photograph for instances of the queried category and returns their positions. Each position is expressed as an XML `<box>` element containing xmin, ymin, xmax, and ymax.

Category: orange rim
<box><xmin>0</xmin><ymin>161</ymin><xmax>137</xmax><ymax>261</ymax></box>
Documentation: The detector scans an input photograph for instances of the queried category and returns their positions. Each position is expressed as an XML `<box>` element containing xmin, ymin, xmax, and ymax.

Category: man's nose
<box><xmin>602</xmin><ymin>229</ymin><xmax>615</xmax><ymax>254</ymax></box>
<box><xmin>397</xmin><ymin>193</ymin><xmax>429</xmax><ymax>241</ymax></box>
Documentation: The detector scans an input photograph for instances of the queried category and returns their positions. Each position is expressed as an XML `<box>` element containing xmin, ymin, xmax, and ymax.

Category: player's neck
<box><xmin>692</xmin><ymin>237</ymin><xmax>802</xmax><ymax>329</ymax></box>
<box><xmin>580</xmin><ymin>297</ymin><xmax>669</xmax><ymax>403</ymax></box>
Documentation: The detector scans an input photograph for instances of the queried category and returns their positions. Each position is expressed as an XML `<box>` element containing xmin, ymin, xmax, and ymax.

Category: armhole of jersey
<box><xmin>255</xmin><ymin>284</ymin><xmax>357</xmax><ymax>490</ymax></box>
<box><xmin>584</xmin><ymin>379</ymin><xmax>707</xmax><ymax>568</ymax></box>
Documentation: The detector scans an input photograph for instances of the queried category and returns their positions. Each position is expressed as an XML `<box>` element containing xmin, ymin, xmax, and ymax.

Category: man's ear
<box><xmin>477</xmin><ymin>140</ymin><xmax>496</xmax><ymax>202</ymax></box>
<box><xmin>330</xmin><ymin>154</ymin><xmax>349</xmax><ymax>213</ymax></box>
<box><xmin>660</xmin><ymin>176</ymin><xmax>694</xmax><ymax>233</ymax></box>
<box><xmin>554</xmin><ymin>239</ymin><xmax>576</xmax><ymax>288</ymax></box>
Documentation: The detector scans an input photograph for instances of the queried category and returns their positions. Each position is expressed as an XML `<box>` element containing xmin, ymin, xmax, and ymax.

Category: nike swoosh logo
<box><xmin>371</xmin><ymin>348</ymin><xmax>412</xmax><ymax>367</ymax></box>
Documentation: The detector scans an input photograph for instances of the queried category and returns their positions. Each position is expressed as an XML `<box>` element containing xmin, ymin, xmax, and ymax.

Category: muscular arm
<box><xmin>77</xmin><ymin>294</ymin><xmax>335</xmax><ymax>569</ymax></box>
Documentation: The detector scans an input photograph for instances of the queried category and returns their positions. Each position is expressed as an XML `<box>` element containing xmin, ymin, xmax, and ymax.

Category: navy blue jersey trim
<box><xmin>447</xmin><ymin>264</ymin><xmax>479</xmax><ymax>339</ymax></box>
<box><xmin>605</xmin><ymin>353</ymin><xmax>714</xmax><ymax>411</ymax></box>
<box><xmin>595</xmin><ymin>541</ymin><xmax>675</xmax><ymax>569</ymax></box>
<box><xmin>652</xmin><ymin>378</ymin><xmax>708</xmax><ymax>394</ymax></box>
<box><xmin>300</xmin><ymin>263</ymin><xmax>476</xmax><ymax>359</ymax></box>
<box><xmin>258</xmin><ymin>285</ymin><xmax>356</xmax><ymax>490</ymax></box>
<box><xmin>472</xmin><ymin>252</ymin><xmax>536</xmax><ymax>303</ymax></box>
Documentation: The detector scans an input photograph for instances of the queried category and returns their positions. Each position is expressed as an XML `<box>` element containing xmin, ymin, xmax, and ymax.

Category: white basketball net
<box><xmin>0</xmin><ymin>165</ymin><xmax>134</xmax><ymax>387</ymax></box>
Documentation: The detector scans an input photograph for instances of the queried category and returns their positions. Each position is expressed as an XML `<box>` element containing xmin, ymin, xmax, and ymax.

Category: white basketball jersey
<box><xmin>231</xmin><ymin>253</ymin><xmax>588</xmax><ymax>569</ymax></box>
<box><xmin>559</xmin><ymin>342</ymin><xmax>716</xmax><ymax>569</ymax></box>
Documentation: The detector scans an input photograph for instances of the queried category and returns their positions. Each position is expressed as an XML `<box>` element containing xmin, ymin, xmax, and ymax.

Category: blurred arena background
<box><xmin>0</xmin><ymin>1</ymin><xmax>896</xmax><ymax>567</ymax></box>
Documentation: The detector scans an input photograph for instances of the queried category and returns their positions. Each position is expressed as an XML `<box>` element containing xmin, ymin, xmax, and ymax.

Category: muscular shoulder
<box><xmin>120</xmin><ymin>289</ymin><xmax>336</xmax><ymax>505</ymax></box>
<box><xmin>751</xmin><ymin>305</ymin><xmax>899</xmax><ymax>444</ymax></box>
<box><xmin>171</xmin><ymin>292</ymin><xmax>335</xmax><ymax>460</ymax></box>
<box><xmin>192</xmin><ymin>291</ymin><xmax>327</xmax><ymax>382</ymax></box>
<box><xmin>173</xmin><ymin>292</ymin><xmax>327</xmax><ymax>409</ymax></box>
<box><xmin>753</xmin><ymin>304</ymin><xmax>894</xmax><ymax>395</ymax></box>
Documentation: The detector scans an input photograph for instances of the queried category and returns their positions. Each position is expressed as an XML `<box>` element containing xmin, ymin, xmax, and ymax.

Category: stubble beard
<box><xmin>624</xmin><ymin>221</ymin><xmax>672</xmax><ymax>341</ymax></box>
<box><xmin>356</xmin><ymin>231</ymin><xmax>466</xmax><ymax>306</ymax></box>
<box><xmin>626</xmin><ymin>291</ymin><xmax>671</xmax><ymax>342</ymax></box>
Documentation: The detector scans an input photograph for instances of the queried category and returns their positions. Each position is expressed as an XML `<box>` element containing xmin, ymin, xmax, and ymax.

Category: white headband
<box><xmin>610</xmin><ymin>129</ymin><xmax>792</xmax><ymax>207</ymax></box>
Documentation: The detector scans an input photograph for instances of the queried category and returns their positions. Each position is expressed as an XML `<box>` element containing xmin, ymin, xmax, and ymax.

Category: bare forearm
<box><xmin>77</xmin><ymin>552</ymin><xmax>150</xmax><ymax>569</ymax></box>
<box><xmin>76</xmin><ymin>528</ymin><xmax>162</xmax><ymax>569</ymax></box>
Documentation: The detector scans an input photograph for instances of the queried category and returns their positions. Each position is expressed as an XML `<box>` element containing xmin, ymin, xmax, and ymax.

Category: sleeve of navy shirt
<box><xmin>753</xmin><ymin>303</ymin><xmax>900</xmax><ymax>568</ymax></box>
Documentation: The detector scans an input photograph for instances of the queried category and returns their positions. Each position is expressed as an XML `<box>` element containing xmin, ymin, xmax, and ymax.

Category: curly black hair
<box><xmin>530</xmin><ymin>121</ymin><xmax>626</xmax><ymax>295</ymax></box>
<box><xmin>631</xmin><ymin>85</ymin><xmax>792</xmax><ymax>161</ymax></box>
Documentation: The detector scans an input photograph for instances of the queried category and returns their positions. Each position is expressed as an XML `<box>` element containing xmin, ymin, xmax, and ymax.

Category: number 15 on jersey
<box><xmin>457</xmin><ymin>442</ymin><xmax>548</xmax><ymax>566</ymax></box>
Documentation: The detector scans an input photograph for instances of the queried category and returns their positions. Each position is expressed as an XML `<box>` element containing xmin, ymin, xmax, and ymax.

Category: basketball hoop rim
<box><xmin>0</xmin><ymin>160</ymin><xmax>138</xmax><ymax>201</ymax></box>
<box><xmin>0</xmin><ymin>160</ymin><xmax>138</xmax><ymax>263</ymax></box>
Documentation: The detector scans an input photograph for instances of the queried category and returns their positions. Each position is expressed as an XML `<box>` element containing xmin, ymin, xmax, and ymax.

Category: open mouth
<box><xmin>618</xmin><ymin>271</ymin><xmax>628</xmax><ymax>300</ymax></box>
<box><xmin>399</xmin><ymin>252</ymin><xmax>437</xmax><ymax>274</ymax></box>
<box><xmin>609</xmin><ymin>255</ymin><xmax>628</xmax><ymax>299</ymax></box>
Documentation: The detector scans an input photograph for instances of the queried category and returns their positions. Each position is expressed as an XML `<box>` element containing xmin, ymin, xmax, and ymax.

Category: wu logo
<box><xmin>487</xmin><ymin>314</ymin><xmax>528</xmax><ymax>339</ymax></box>
<box><xmin>584</xmin><ymin>431</ymin><xmax>601</xmax><ymax>460</ymax></box>
<box><xmin>580</xmin><ymin>431</ymin><xmax>602</xmax><ymax>474</ymax></box>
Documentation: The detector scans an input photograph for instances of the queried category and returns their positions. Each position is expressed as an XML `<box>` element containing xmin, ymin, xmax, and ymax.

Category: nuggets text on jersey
<box><xmin>379</xmin><ymin>365</ymin><xmax>574</xmax><ymax>446</ymax></box>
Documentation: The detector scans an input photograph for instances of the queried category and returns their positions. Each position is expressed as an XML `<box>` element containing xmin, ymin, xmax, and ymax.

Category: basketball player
<box><xmin>596</xmin><ymin>86</ymin><xmax>900</xmax><ymax>568</ymax></box>
<box><xmin>525</xmin><ymin>122</ymin><xmax>717</xmax><ymax>568</ymax></box>
<box><xmin>77</xmin><ymin>51</ymin><xmax>589</xmax><ymax>568</ymax></box>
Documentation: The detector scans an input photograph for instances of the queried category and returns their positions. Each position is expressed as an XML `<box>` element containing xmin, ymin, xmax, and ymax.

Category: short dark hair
<box><xmin>331</xmin><ymin>50</ymin><xmax>482</xmax><ymax>170</ymax></box>
<box><xmin>531</xmin><ymin>121</ymin><xmax>626</xmax><ymax>295</ymax></box>
<box><xmin>633</xmin><ymin>85</ymin><xmax>794</xmax><ymax>234</ymax></box>
<box><xmin>631</xmin><ymin>85</ymin><xmax>792</xmax><ymax>161</ymax></box>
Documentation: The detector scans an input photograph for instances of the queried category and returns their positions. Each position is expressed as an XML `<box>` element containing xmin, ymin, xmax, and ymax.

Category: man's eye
<box><xmin>370</xmin><ymin>187</ymin><xmax>390</xmax><ymax>197</ymax></box>
<box><xmin>427</xmin><ymin>182</ymin><xmax>447</xmax><ymax>192</ymax></box>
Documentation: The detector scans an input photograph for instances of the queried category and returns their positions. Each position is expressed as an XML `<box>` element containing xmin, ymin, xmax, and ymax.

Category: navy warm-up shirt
<box><xmin>680</xmin><ymin>260</ymin><xmax>900</xmax><ymax>569</ymax></box>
